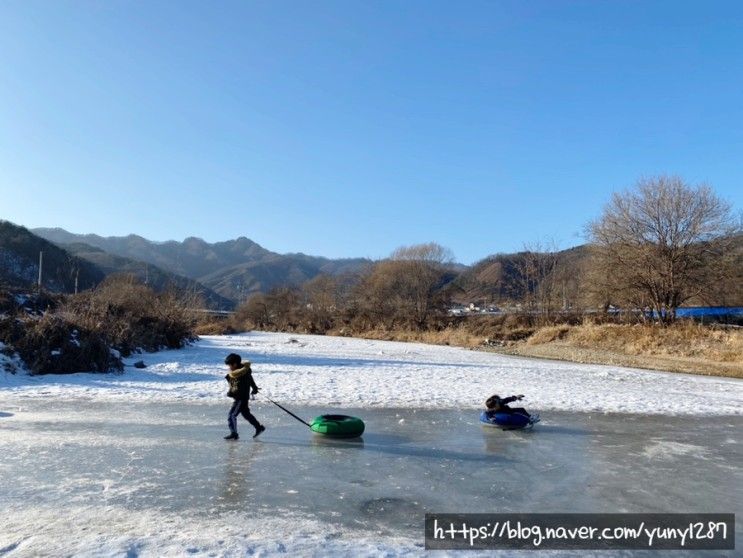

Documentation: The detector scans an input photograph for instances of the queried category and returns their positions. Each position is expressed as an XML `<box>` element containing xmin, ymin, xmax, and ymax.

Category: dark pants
<box><xmin>228</xmin><ymin>398</ymin><xmax>261</xmax><ymax>434</ymax></box>
<box><xmin>487</xmin><ymin>406</ymin><xmax>530</xmax><ymax>417</ymax></box>
<box><xmin>501</xmin><ymin>406</ymin><xmax>529</xmax><ymax>417</ymax></box>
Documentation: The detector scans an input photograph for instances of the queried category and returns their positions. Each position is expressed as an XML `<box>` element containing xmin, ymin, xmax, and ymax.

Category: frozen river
<box><xmin>0</xmin><ymin>399</ymin><xmax>740</xmax><ymax>556</ymax></box>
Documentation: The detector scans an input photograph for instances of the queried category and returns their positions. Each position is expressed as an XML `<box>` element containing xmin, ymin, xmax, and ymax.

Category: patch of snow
<box><xmin>0</xmin><ymin>504</ymin><xmax>424</xmax><ymax>557</ymax></box>
<box><xmin>641</xmin><ymin>441</ymin><xmax>707</xmax><ymax>460</ymax></box>
<box><xmin>0</xmin><ymin>342</ymin><xmax>26</xmax><ymax>376</ymax></box>
<box><xmin>0</xmin><ymin>332</ymin><xmax>741</xmax><ymax>415</ymax></box>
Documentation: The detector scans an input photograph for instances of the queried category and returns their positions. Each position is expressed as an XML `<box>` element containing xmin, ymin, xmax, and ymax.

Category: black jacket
<box><xmin>485</xmin><ymin>395</ymin><xmax>519</xmax><ymax>411</ymax></box>
<box><xmin>226</xmin><ymin>364</ymin><xmax>258</xmax><ymax>400</ymax></box>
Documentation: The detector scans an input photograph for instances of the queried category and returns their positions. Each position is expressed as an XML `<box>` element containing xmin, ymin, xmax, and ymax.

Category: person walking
<box><xmin>223</xmin><ymin>353</ymin><xmax>265</xmax><ymax>440</ymax></box>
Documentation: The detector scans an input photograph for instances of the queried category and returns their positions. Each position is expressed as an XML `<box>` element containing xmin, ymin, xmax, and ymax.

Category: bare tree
<box><xmin>588</xmin><ymin>176</ymin><xmax>740</xmax><ymax>324</ymax></box>
<box><xmin>351</xmin><ymin>243</ymin><xmax>454</xmax><ymax>330</ymax></box>
<box><xmin>533</xmin><ymin>244</ymin><xmax>560</xmax><ymax>319</ymax></box>
<box><xmin>265</xmin><ymin>287</ymin><xmax>300</xmax><ymax>330</ymax></box>
<box><xmin>302</xmin><ymin>274</ymin><xmax>340</xmax><ymax>332</ymax></box>
<box><xmin>353</xmin><ymin>260</ymin><xmax>403</xmax><ymax>329</ymax></box>
<box><xmin>507</xmin><ymin>241</ymin><xmax>561</xmax><ymax>318</ymax></box>
<box><xmin>238</xmin><ymin>293</ymin><xmax>271</xmax><ymax>329</ymax></box>
<box><xmin>388</xmin><ymin>242</ymin><xmax>455</xmax><ymax>328</ymax></box>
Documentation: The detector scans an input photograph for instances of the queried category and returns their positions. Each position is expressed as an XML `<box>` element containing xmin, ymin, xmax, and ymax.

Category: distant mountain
<box><xmin>62</xmin><ymin>242</ymin><xmax>235</xmax><ymax>309</ymax></box>
<box><xmin>33</xmin><ymin>229</ymin><xmax>273</xmax><ymax>278</ymax></box>
<box><xmin>0</xmin><ymin>221</ymin><xmax>104</xmax><ymax>292</ymax></box>
<box><xmin>34</xmin><ymin>228</ymin><xmax>371</xmax><ymax>302</ymax></box>
<box><xmin>199</xmin><ymin>253</ymin><xmax>373</xmax><ymax>303</ymax></box>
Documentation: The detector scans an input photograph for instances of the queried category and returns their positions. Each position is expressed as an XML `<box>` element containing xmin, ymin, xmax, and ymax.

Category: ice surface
<box><xmin>1</xmin><ymin>332</ymin><xmax>742</xmax><ymax>415</ymax></box>
<box><xmin>1</xmin><ymin>332</ymin><xmax>741</xmax><ymax>555</ymax></box>
<box><xmin>0</xmin><ymin>400</ymin><xmax>740</xmax><ymax>557</ymax></box>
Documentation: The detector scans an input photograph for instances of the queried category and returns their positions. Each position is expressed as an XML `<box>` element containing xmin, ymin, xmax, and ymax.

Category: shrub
<box><xmin>0</xmin><ymin>310</ymin><xmax>119</xmax><ymax>375</ymax></box>
<box><xmin>0</xmin><ymin>277</ymin><xmax>199</xmax><ymax>374</ymax></box>
<box><xmin>62</xmin><ymin>276</ymin><xmax>198</xmax><ymax>356</ymax></box>
<box><xmin>15</xmin><ymin>314</ymin><xmax>118</xmax><ymax>374</ymax></box>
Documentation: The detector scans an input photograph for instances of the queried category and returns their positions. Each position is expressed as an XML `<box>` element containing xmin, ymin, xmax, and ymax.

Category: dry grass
<box><xmin>507</xmin><ymin>320</ymin><xmax>743</xmax><ymax>378</ymax></box>
<box><xmin>527</xmin><ymin>325</ymin><xmax>571</xmax><ymax>345</ymax></box>
<box><xmin>561</xmin><ymin>321</ymin><xmax>743</xmax><ymax>362</ymax></box>
<box><xmin>391</xmin><ymin>328</ymin><xmax>484</xmax><ymax>348</ymax></box>
<box><xmin>328</xmin><ymin>326</ymin><xmax>485</xmax><ymax>348</ymax></box>
<box><xmin>194</xmin><ymin>319</ymin><xmax>240</xmax><ymax>336</ymax></box>
<box><xmin>336</xmin><ymin>320</ymin><xmax>743</xmax><ymax>378</ymax></box>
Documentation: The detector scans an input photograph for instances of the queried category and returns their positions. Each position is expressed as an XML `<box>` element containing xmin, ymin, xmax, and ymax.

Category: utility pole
<box><xmin>38</xmin><ymin>251</ymin><xmax>44</xmax><ymax>290</ymax></box>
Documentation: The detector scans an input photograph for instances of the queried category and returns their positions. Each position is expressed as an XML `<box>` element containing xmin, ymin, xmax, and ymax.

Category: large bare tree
<box><xmin>301</xmin><ymin>274</ymin><xmax>341</xmax><ymax>332</ymax></box>
<box><xmin>588</xmin><ymin>176</ymin><xmax>739</xmax><ymax>323</ymax></box>
<box><xmin>355</xmin><ymin>243</ymin><xmax>454</xmax><ymax>329</ymax></box>
<box><xmin>509</xmin><ymin>241</ymin><xmax>561</xmax><ymax>318</ymax></box>
<box><xmin>389</xmin><ymin>243</ymin><xmax>454</xmax><ymax>328</ymax></box>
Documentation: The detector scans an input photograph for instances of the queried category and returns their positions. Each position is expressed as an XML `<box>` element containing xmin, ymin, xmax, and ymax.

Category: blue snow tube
<box><xmin>479</xmin><ymin>410</ymin><xmax>533</xmax><ymax>430</ymax></box>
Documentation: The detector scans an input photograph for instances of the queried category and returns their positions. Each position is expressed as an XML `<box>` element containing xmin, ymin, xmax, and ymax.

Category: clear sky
<box><xmin>1</xmin><ymin>1</ymin><xmax>741</xmax><ymax>264</ymax></box>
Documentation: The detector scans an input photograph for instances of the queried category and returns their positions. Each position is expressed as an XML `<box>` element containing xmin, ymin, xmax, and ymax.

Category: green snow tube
<box><xmin>310</xmin><ymin>414</ymin><xmax>365</xmax><ymax>438</ymax></box>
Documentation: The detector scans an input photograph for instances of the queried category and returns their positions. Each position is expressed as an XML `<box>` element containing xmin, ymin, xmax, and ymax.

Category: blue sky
<box><xmin>1</xmin><ymin>1</ymin><xmax>741</xmax><ymax>264</ymax></box>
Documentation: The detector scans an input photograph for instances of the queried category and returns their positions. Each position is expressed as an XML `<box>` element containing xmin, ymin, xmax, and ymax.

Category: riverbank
<box><xmin>488</xmin><ymin>322</ymin><xmax>743</xmax><ymax>379</ymax></box>
<box><xmin>489</xmin><ymin>342</ymin><xmax>743</xmax><ymax>378</ymax></box>
<box><xmin>329</xmin><ymin>321</ymin><xmax>743</xmax><ymax>379</ymax></box>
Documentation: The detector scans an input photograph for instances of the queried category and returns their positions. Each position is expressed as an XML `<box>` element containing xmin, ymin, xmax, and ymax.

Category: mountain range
<box><xmin>32</xmin><ymin>227</ymin><xmax>370</xmax><ymax>306</ymax></box>
<box><xmin>2</xmin><ymin>222</ymin><xmax>739</xmax><ymax>309</ymax></box>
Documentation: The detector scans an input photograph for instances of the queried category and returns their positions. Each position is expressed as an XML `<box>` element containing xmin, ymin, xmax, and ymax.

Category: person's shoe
<box><xmin>224</xmin><ymin>432</ymin><xmax>239</xmax><ymax>440</ymax></box>
<box><xmin>253</xmin><ymin>425</ymin><xmax>266</xmax><ymax>438</ymax></box>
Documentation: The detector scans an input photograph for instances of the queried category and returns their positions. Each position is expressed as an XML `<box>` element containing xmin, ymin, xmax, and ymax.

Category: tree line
<box><xmin>236</xmin><ymin>176</ymin><xmax>742</xmax><ymax>332</ymax></box>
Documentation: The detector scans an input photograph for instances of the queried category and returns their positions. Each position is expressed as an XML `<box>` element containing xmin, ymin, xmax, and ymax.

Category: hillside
<box><xmin>34</xmin><ymin>228</ymin><xmax>371</xmax><ymax>302</ymax></box>
<box><xmin>455</xmin><ymin>238</ymin><xmax>742</xmax><ymax>308</ymax></box>
<box><xmin>62</xmin><ymin>243</ymin><xmax>234</xmax><ymax>309</ymax></box>
<box><xmin>200</xmin><ymin>253</ymin><xmax>372</xmax><ymax>303</ymax></box>
<box><xmin>0</xmin><ymin>221</ymin><xmax>104</xmax><ymax>292</ymax></box>
<box><xmin>33</xmin><ymin>229</ymin><xmax>274</xmax><ymax>278</ymax></box>
<box><xmin>451</xmin><ymin>245</ymin><xmax>589</xmax><ymax>306</ymax></box>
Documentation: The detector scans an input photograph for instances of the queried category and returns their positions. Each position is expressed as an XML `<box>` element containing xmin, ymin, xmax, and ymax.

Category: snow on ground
<box><xmin>1</xmin><ymin>332</ymin><xmax>742</xmax><ymax>415</ymax></box>
<box><xmin>0</xmin><ymin>504</ymin><xmax>424</xmax><ymax>558</ymax></box>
